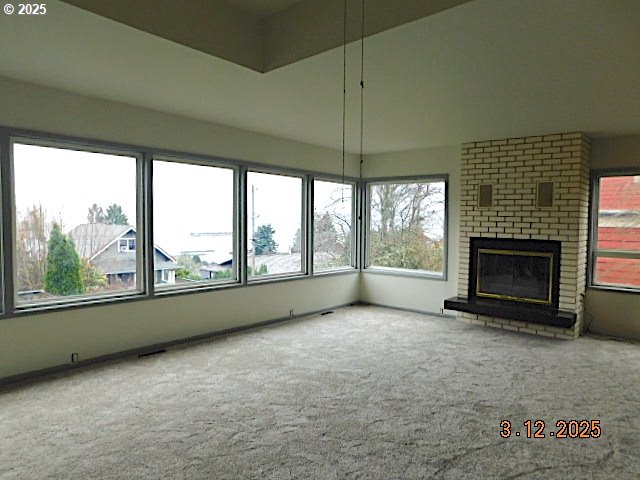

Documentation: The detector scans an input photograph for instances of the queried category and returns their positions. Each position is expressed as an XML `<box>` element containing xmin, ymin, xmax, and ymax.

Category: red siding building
<box><xmin>596</xmin><ymin>176</ymin><xmax>640</xmax><ymax>286</ymax></box>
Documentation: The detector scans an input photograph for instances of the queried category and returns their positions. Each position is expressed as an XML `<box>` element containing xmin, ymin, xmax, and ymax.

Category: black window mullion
<box><xmin>0</xmin><ymin>132</ymin><xmax>14</xmax><ymax>314</ymax></box>
<box><xmin>142</xmin><ymin>153</ymin><xmax>154</xmax><ymax>298</ymax></box>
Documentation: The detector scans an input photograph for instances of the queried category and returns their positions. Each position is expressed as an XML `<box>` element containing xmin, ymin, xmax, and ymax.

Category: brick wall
<box><xmin>458</xmin><ymin>133</ymin><xmax>591</xmax><ymax>339</ymax></box>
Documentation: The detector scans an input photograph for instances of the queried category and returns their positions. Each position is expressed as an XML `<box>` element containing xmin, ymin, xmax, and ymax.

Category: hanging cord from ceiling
<box><xmin>341</xmin><ymin>0</ymin><xmax>347</xmax><ymax>201</ymax></box>
<box><xmin>359</xmin><ymin>0</ymin><xmax>365</xmax><ymax>181</ymax></box>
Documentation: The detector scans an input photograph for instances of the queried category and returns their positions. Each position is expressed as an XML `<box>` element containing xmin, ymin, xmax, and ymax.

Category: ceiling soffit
<box><xmin>61</xmin><ymin>0</ymin><xmax>472</xmax><ymax>72</ymax></box>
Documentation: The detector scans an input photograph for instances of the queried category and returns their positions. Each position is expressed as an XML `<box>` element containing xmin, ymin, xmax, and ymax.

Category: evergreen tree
<box><xmin>80</xmin><ymin>258</ymin><xmax>107</xmax><ymax>293</ymax></box>
<box><xmin>47</xmin><ymin>222</ymin><xmax>63</xmax><ymax>259</ymax></box>
<box><xmin>44</xmin><ymin>224</ymin><xmax>84</xmax><ymax>296</ymax></box>
<box><xmin>105</xmin><ymin>204</ymin><xmax>128</xmax><ymax>225</ymax></box>
<box><xmin>254</xmin><ymin>224</ymin><xmax>277</xmax><ymax>255</ymax></box>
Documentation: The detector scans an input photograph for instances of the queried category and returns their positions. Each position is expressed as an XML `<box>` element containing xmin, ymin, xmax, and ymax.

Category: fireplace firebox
<box><xmin>445</xmin><ymin>237</ymin><xmax>576</xmax><ymax>327</ymax></box>
<box><xmin>471</xmin><ymin>238</ymin><xmax>560</xmax><ymax>307</ymax></box>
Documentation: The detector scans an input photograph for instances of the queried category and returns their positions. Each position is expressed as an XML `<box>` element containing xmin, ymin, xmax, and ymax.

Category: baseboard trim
<box><xmin>0</xmin><ymin>302</ymin><xmax>357</xmax><ymax>389</ymax></box>
<box><xmin>356</xmin><ymin>301</ymin><xmax>456</xmax><ymax>319</ymax></box>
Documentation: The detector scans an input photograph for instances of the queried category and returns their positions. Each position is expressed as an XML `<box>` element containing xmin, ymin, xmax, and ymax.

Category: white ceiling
<box><xmin>0</xmin><ymin>0</ymin><xmax>639</xmax><ymax>154</ymax></box>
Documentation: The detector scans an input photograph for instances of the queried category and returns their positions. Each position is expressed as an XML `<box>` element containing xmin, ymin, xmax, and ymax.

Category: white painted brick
<box><xmin>458</xmin><ymin>132</ymin><xmax>589</xmax><ymax>340</ymax></box>
<box><xmin>519</xmin><ymin>327</ymin><xmax>538</xmax><ymax>335</ymax></box>
<box><xmin>485</xmin><ymin>322</ymin><xmax>504</xmax><ymax>329</ymax></box>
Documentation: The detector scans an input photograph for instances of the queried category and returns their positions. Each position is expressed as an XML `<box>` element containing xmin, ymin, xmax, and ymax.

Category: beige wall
<box><xmin>586</xmin><ymin>134</ymin><xmax>640</xmax><ymax>340</ymax></box>
<box><xmin>0</xmin><ymin>76</ymin><xmax>361</xmax><ymax>176</ymax></box>
<box><xmin>1</xmin><ymin>75</ymin><xmax>638</xmax><ymax>381</ymax></box>
<box><xmin>360</xmin><ymin>135</ymin><xmax>640</xmax><ymax>342</ymax></box>
<box><xmin>591</xmin><ymin>134</ymin><xmax>640</xmax><ymax>170</ymax></box>
<box><xmin>0</xmin><ymin>275</ymin><xmax>359</xmax><ymax>380</ymax></box>
<box><xmin>359</xmin><ymin>146</ymin><xmax>460</xmax><ymax>314</ymax></box>
<box><xmin>0</xmin><ymin>76</ymin><xmax>360</xmax><ymax>380</ymax></box>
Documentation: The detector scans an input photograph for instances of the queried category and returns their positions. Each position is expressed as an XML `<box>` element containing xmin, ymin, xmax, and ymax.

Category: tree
<box><xmin>105</xmin><ymin>204</ymin><xmax>128</xmax><ymax>225</ymax></box>
<box><xmin>313</xmin><ymin>211</ymin><xmax>350</xmax><ymax>269</ymax></box>
<box><xmin>291</xmin><ymin>228</ymin><xmax>301</xmax><ymax>254</ymax></box>
<box><xmin>80</xmin><ymin>258</ymin><xmax>107</xmax><ymax>293</ymax></box>
<box><xmin>314</xmin><ymin>211</ymin><xmax>339</xmax><ymax>252</ymax></box>
<box><xmin>248</xmin><ymin>264</ymin><xmax>268</xmax><ymax>276</ymax></box>
<box><xmin>213</xmin><ymin>269</ymin><xmax>233</xmax><ymax>280</ymax></box>
<box><xmin>254</xmin><ymin>224</ymin><xmax>277</xmax><ymax>255</ymax></box>
<box><xmin>44</xmin><ymin>223</ymin><xmax>84</xmax><ymax>296</ymax></box>
<box><xmin>87</xmin><ymin>203</ymin><xmax>106</xmax><ymax>223</ymax></box>
<box><xmin>175</xmin><ymin>254</ymin><xmax>202</xmax><ymax>281</ymax></box>
<box><xmin>15</xmin><ymin>204</ymin><xmax>49</xmax><ymax>292</ymax></box>
<box><xmin>369</xmin><ymin>182</ymin><xmax>445</xmax><ymax>271</ymax></box>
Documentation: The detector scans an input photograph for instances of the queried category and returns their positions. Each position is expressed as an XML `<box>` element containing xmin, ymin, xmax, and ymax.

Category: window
<box><xmin>366</xmin><ymin>178</ymin><xmax>446</xmax><ymax>276</ymax></box>
<box><xmin>13</xmin><ymin>141</ymin><xmax>139</xmax><ymax>304</ymax></box>
<box><xmin>5</xmin><ymin>127</ymin><xmax>363</xmax><ymax>315</ymax></box>
<box><xmin>247</xmin><ymin>171</ymin><xmax>303</xmax><ymax>278</ymax></box>
<box><xmin>313</xmin><ymin>180</ymin><xmax>354</xmax><ymax>271</ymax></box>
<box><xmin>118</xmin><ymin>238</ymin><xmax>136</xmax><ymax>252</ymax></box>
<box><xmin>592</xmin><ymin>174</ymin><xmax>640</xmax><ymax>289</ymax></box>
<box><xmin>153</xmin><ymin>159</ymin><xmax>235</xmax><ymax>288</ymax></box>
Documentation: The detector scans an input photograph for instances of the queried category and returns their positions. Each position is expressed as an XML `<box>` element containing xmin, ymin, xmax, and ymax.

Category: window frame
<box><xmin>10</xmin><ymin>136</ymin><xmax>145</xmax><ymax>310</ymax></box>
<box><xmin>0</xmin><ymin>125</ymin><xmax>360</xmax><ymax>319</ymax></box>
<box><xmin>245</xmin><ymin>168</ymin><xmax>307</xmax><ymax>282</ymax></box>
<box><xmin>363</xmin><ymin>175</ymin><xmax>448</xmax><ymax>280</ymax></box>
<box><xmin>150</xmin><ymin>155</ymin><xmax>240</xmax><ymax>293</ymax></box>
<box><xmin>311</xmin><ymin>177</ymin><xmax>357</xmax><ymax>274</ymax></box>
<box><xmin>0</xmin><ymin>130</ymin><xmax>8</xmax><ymax>315</ymax></box>
<box><xmin>118</xmin><ymin>238</ymin><xmax>136</xmax><ymax>252</ymax></box>
<box><xmin>589</xmin><ymin>169</ymin><xmax>640</xmax><ymax>292</ymax></box>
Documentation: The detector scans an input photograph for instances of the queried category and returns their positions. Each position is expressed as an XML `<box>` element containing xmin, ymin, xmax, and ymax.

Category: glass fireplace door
<box><xmin>476</xmin><ymin>249</ymin><xmax>553</xmax><ymax>304</ymax></box>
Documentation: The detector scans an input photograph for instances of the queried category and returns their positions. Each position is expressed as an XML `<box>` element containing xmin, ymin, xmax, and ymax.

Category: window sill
<box><xmin>313</xmin><ymin>266</ymin><xmax>357</xmax><ymax>276</ymax></box>
<box><xmin>11</xmin><ymin>290</ymin><xmax>147</xmax><ymax>317</ymax></box>
<box><xmin>154</xmin><ymin>280</ymin><xmax>241</xmax><ymax>296</ymax></box>
<box><xmin>588</xmin><ymin>284</ymin><xmax>640</xmax><ymax>295</ymax></box>
<box><xmin>364</xmin><ymin>266</ymin><xmax>446</xmax><ymax>281</ymax></box>
<box><xmin>247</xmin><ymin>272</ymin><xmax>308</xmax><ymax>284</ymax></box>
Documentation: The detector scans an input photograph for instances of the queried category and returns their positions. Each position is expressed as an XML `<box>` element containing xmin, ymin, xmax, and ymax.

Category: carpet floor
<box><xmin>0</xmin><ymin>305</ymin><xmax>638</xmax><ymax>479</ymax></box>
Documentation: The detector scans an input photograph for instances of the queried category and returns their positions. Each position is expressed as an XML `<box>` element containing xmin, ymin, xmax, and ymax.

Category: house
<box><xmin>68</xmin><ymin>224</ymin><xmax>178</xmax><ymax>286</ymax></box>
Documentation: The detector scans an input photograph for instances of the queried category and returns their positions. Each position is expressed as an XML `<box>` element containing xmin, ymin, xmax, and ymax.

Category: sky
<box><xmin>13</xmin><ymin>143</ymin><xmax>138</xmax><ymax>231</ymax></box>
<box><xmin>247</xmin><ymin>171</ymin><xmax>302</xmax><ymax>254</ymax></box>
<box><xmin>13</xmin><ymin>143</ymin><xmax>354</xmax><ymax>264</ymax></box>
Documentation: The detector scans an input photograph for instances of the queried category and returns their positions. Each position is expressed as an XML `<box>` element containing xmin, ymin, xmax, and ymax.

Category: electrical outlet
<box><xmin>70</xmin><ymin>353</ymin><xmax>79</xmax><ymax>364</ymax></box>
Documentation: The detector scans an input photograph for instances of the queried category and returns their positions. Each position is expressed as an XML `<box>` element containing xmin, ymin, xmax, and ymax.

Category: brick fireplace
<box><xmin>448</xmin><ymin>132</ymin><xmax>590</xmax><ymax>339</ymax></box>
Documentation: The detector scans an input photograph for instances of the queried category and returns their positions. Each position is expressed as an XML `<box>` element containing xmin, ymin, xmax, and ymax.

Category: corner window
<box><xmin>313</xmin><ymin>179</ymin><xmax>354</xmax><ymax>271</ymax></box>
<box><xmin>247</xmin><ymin>171</ymin><xmax>303</xmax><ymax>278</ymax></box>
<box><xmin>592</xmin><ymin>174</ymin><xmax>640</xmax><ymax>289</ymax></box>
<box><xmin>366</xmin><ymin>178</ymin><xmax>446</xmax><ymax>276</ymax></box>
<box><xmin>152</xmin><ymin>159</ymin><xmax>236</xmax><ymax>288</ymax></box>
<box><xmin>13</xmin><ymin>141</ymin><xmax>139</xmax><ymax>305</ymax></box>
